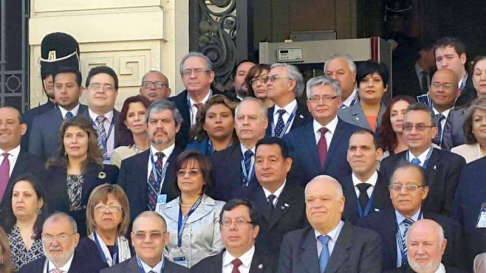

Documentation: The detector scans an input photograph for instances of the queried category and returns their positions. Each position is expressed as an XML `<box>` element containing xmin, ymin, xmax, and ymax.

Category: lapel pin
<box><xmin>281</xmin><ymin>206</ymin><xmax>285</xmax><ymax>210</ymax></box>
<box><xmin>375</xmin><ymin>208</ymin><xmax>380</xmax><ymax>211</ymax></box>
<box><xmin>434</xmin><ymin>165</ymin><xmax>437</xmax><ymax>169</ymax></box>
<box><xmin>355</xmin><ymin>117</ymin><xmax>359</xmax><ymax>120</ymax></box>
<box><xmin>98</xmin><ymin>172</ymin><xmax>106</xmax><ymax>179</ymax></box>
<box><xmin>258</xmin><ymin>264</ymin><xmax>263</xmax><ymax>269</ymax></box>
<box><xmin>284</xmin><ymin>203</ymin><xmax>289</xmax><ymax>207</ymax></box>
<box><xmin>300</xmin><ymin>115</ymin><xmax>304</xmax><ymax>118</ymax></box>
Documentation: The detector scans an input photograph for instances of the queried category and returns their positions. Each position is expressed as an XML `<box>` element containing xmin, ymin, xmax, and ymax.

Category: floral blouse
<box><xmin>7</xmin><ymin>225</ymin><xmax>44</xmax><ymax>270</ymax></box>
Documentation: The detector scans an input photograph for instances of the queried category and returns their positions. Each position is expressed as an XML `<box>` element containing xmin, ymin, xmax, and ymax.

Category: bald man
<box><xmin>139</xmin><ymin>70</ymin><xmax>172</xmax><ymax>101</ymax></box>
<box><xmin>278</xmin><ymin>175</ymin><xmax>382</xmax><ymax>273</ymax></box>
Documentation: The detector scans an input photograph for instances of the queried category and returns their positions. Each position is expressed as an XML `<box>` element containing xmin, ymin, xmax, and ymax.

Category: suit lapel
<box><xmin>9</xmin><ymin>151</ymin><xmax>29</xmax><ymax>184</ymax></box>
<box><xmin>127</xmin><ymin>256</ymin><xmax>141</xmax><ymax>272</ymax></box>
<box><xmin>424</xmin><ymin>149</ymin><xmax>439</xmax><ymax>189</ymax></box>
<box><xmin>266</xmin><ymin>106</ymin><xmax>275</xmax><ymax>136</ymax></box>
<box><xmin>253</xmin><ymin>186</ymin><xmax>272</xmax><ymax>223</ymax></box>
<box><xmin>323</xmin><ymin>120</ymin><xmax>345</xmax><ymax>172</ymax></box>
<box><xmin>249</xmin><ymin>250</ymin><xmax>266</xmax><ymax>272</ymax></box>
<box><xmin>372</xmin><ymin>173</ymin><xmax>391</xmax><ymax>211</ymax></box>
<box><xmin>325</xmin><ymin>222</ymin><xmax>353</xmax><ymax>273</ymax></box>
<box><xmin>290</xmin><ymin>103</ymin><xmax>308</xmax><ymax>130</ymax></box>
<box><xmin>269</xmin><ymin>184</ymin><xmax>295</xmax><ymax>229</ymax></box>
<box><xmin>301</xmin><ymin>228</ymin><xmax>320</xmax><ymax>273</ymax></box>
<box><xmin>138</xmin><ymin>150</ymin><xmax>151</xmax><ymax>208</ymax></box>
<box><xmin>302</xmin><ymin>123</ymin><xmax>322</xmax><ymax>174</ymax></box>
<box><xmin>350</xmin><ymin>103</ymin><xmax>369</xmax><ymax>130</ymax></box>
<box><xmin>186</xmin><ymin>195</ymin><xmax>216</xmax><ymax>223</ymax></box>
<box><xmin>342</xmin><ymin>175</ymin><xmax>360</xmax><ymax>222</ymax></box>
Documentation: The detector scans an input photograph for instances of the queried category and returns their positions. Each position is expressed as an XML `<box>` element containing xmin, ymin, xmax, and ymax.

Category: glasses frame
<box><xmin>181</xmin><ymin>69</ymin><xmax>210</xmax><ymax>77</ymax></box>
<box><xmin>388</xmin><ymin>184</ymin><xmax>424</xmax><ymax>192</ymax></box>
<box><xmin>41</xmin><ymin>233</ymin><xmax>76</xmax><ymax>243</ymax></box>
<box><xmin>403</xmin><ymin>124</ymin><xmax>435</xmax><ymax>132</ymax></box>
<box><xmin>132</xmin><ymin>231</ymin><xmax>166</xmax><ymax>241</ymax></box>
<box><xmin>142</xmin><ymin>81</ymin><xmax>167</xmax><ymax>89</ymax></box>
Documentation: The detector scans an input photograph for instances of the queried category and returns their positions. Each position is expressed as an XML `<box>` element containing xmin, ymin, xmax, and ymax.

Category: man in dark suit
<box><xmin>19</xmin><ymin>212</ymin><xmax>103</xmax><ymax>273</ymax></box>
<box><xmin>169</xmin><ymin>52</ymin><xmax>223</xmax><ymax>148</ymax></box>
<box><xmin>284</xmin><ymin>76</ymin><xmax>360</xmax><ymax>186</ymax></box>
<box><xmin>278</xmin><ymin>175</ymin><xmax>382</xmax><ymax>273</ymax></box>
<box><xmin>0</xmin><ymin>106</ymin><xmax>44</xmax><ymax>223</ymax></box>
<box><xmin>358</xmin><ymin>164</ymin><xmax>466</xmax><ymax>271</ymax></box>
<box><xmin>234</xmin><ymin>137</ymin><xmax>307</xmax><ymax>260</ymax></box>
<box><xmin>102</xmin><ymin>211</ymin><xmax>189</xmax><ymax>273</ymax></box>
<box><xmin>265</xmin><ymin>63</ymin><xmax>311</xmax><ymax>137</ymax></box>
<box><xmin>139</xmin><ymin>70</ymin><xmax>172</xmax><ymax>102</ymax></box>
<box><xmin>210</xmin><ymin>97</ymin><xmax>268</xmax><ymax>201</ymax></box>
<box><xmin>324</xmin><ymin>54</ymin><xmax>358</xmax><ymax>109</ymax></box>
<box><xmin>341</xmin><ymin>129</ymin><xmax>391</xmax><ymax>224</ymax></box>
<box><xmin>118</xmin><ymin>99</ymin><xmax>183</xmax><ymax>221</ymax></box>
<box><xmin>380</xmin><ymin>103</ymin><xmax>466</xmax><ymax>216</ymax></box>
<box><xmin>231</xmin><ymin>60</ymin><xmax>255</xmax><ymax>101</ymax></box>
<box><xmin>192</xmin><ymin>199</ymin><xmax>276</xmax><ymax>273</ymax></box>
<box><xmin>81</xmin><ymin>65</ymin><xmax>121</xmax><ymax>163</ymax></box>
<box><xmin>29</xmin><ymin>67</ymin><xmax>87</xmax><ymax>161</ymax></box>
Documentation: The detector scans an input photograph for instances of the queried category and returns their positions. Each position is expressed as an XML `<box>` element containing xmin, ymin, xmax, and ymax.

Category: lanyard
<box><xmin>177</xmin><ymin>196</ymin><xmax>203</xmax><ymax>247</ymax></box>
<box><xmin>396</xmin><ymin>210</ymin><xmax>423</xmax><ymax>263</ymax></box>
<box><xmin>241</xmin><ymin>155</ymin><xmax>254</xmax><ymax>186</ymax></box>
<box><xmin>357</xmin><ymin>190</ymin><xmax>375</xmax><ymax>218</ymax></box>
<box><xmin>271</xmin><ymin>105</ymin><xmax>297</xmax><ymax>138</ymax></box>
<box><xmin>93</xmin><ymin>232</ymin><xmax>118</xmax><ymax>266</ymax></box>
<box><xmin>149</xmin><ymin>150</ymin><xmax>170</xmax><ymax>195</ymax></box>
<box><xmin>406</xmin><ymin>148</ymin><xmax>433</xmax><ymax>169</ymax></box>
<box><xmin>136</xmin><ymin>255</ymin><xmax>164</xmax><ymax>273</ymax></box>
<box><xmin>207</xmin><ymin>139</ymin><xmax>233</xmax><ymax>156</ymax></box>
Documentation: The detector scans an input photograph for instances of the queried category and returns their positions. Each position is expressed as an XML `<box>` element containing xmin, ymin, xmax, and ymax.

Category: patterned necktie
<box><xmin>147</xmin><ymin>152</ymin><xmax>165</xmax><ymax>211</ymax></box>
<box><xmin>231</xmin><ymin>258</ymin><xmax>243</xmax><ymax>273</ymax></box>
<box><xmin>0</xmin><ymin>153</ymin><xmax>10</xmax><ymax>202</ymax></box>
<box><xmin>356</xmin><ymin>183</ymin><xmax>371</xmax><ymax>212</ymax></box>
<box><xmin>274</xmin><ymin>109</ymin><xmax>287</xmax><ymax>137</ymax></box>
<box><xmin>243</xmin><ymin>150</ymin><xmax>253</xmax><ymax>185</ymax></box>
<box><xmin>434</xmin><ymin>114</ymin><xmax>445</xmax><ymax>145</ymax></box>
<box><xmin>411</xmin><ymin>157</ymin><xmax>421</xmax><ymax>166</ymax></box>
<box><xmin>268</xmin><ymin>194</ymin><xmax>276</xmax><ymax>212</ymax></box>
<box><xmin>401</xmin><ymin>218</ymin><xmax>415</xmax><ymax>265</ymax></box>
<box><xmin>318</xmin><ymin>235</ymin><xmax>330</xmax><ymax>273</ymax></box>
<box><xmin>64</xmin><ymin>111</ymin><xmax>73</xmax><ymax>119</ymax></box>
<box><xmin>317</xmin><ymin>127</ymin><xmax>328</xmax><ymax>168</ymax></box>
<box><xmin>50</xmin><ymin>268</ymin><xmax>63</xmax><ymax>273</ymax></box>
<box><xmin>421</xmin><ymin>71</ymin><xmax>429</xmax><ymax>94</ymax></box>
<box><xmin>96</xmin><ymin>116</ymin><xmax>107</xmax><ymax>158</ymax></box>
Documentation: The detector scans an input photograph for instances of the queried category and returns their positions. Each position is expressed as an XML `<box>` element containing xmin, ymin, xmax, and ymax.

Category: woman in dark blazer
<box><xmin>44</xmin><ymin>116</ymin><xmax>118</xmax><ymax>237</ymax></box>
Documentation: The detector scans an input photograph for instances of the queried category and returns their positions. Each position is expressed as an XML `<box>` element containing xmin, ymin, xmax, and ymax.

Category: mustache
<box><xmin>152</xmin><ymin>129</ymin><xmax>167</xmax><ymax>136</ymax></box>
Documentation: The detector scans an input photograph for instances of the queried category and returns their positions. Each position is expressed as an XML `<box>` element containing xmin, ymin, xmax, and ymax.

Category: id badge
<box><xmin>173</xmin><ymin>256</ymin><xmax>187</xmax><ymax>267</ymax></box>
<box><xmin>416</xmin><ymin>94</ymin><xmax>430</xmax><ymax>105</ymax></box>
<box><xmin>476</xmin><ymin>203</ymin><xmax>486</xmax><ymax>228</ymax></box>
<box><xmin>155</xmin><ymin>194</ymin><xmax>167</xmax><ymax>212</ymax></box>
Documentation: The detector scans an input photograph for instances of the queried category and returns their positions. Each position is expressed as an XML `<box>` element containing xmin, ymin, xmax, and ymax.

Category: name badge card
<box><xmin>476</xmin><ymin>203</ymin><xmax>486</xmax><ymax>228</ymax></box>
<box><xmin>155</xmin><ymin>194</ymin><xmax>167</xmax><ymax>212</ymax></box>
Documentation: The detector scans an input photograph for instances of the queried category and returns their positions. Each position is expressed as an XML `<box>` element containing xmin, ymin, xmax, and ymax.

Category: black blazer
<box><xmin>28</xmin><ymin>104</ymin><xmax>87</xmax><ymax>161</ymax></box>
<box><xmin>44</xmin><ymin>164</ymin><xmax>118</xmax><ymax>237</ymax></box>
<box><xmin>340</xmin><ymin>172</ymin><xmax>392</xmax><ymax>225</ymax></box>
<box><xmin>233</xmin><ymin>181</ymin><xmax>308</xmax><ymax>259</ymax></box>
<box><xmin>283</xmin><ymin>119</ymin><xmax>360</xmax><ymax>186</ymax></box>
<box><xmin>209</xmin><ymin>144</ymin><xmax>258</xmax><ymax>201</ymax></box>
<box><xmin>22</xmin><ymin>100</ymin><xmax>56</xmax><ymax>150</ymax></box>
<box><xmin>380</xmin><ymin>148</ymin><xmax>466</xmax><ymax>216</ymax></box>
<box><xmin>191</xmin><ymin>249</ymin><xmax>276</xmax><ymax>273</ymax></box>
<box><xmin>101</xmin><ymin>256</ymin><xmax>189</xmax><ymax>273</ymax></box>
<box><xmin>456</xmin><ymin>74</ymin><xmax>477</xmax><ymax>108</ymax></box>
<box><xmin>441</xmin><ymin>107</ymin><xmax>467</xmax><ymax>151</ymax></box>
<box><xmin>277</xmin><ymin>222</ymin><xmax>382</xmax><ymax>273</ymax></box>
<box><xmin>384</xmin><ymin>264</ymin><xmax>467</xmax><ymax>273</ymax></box>
<box><xmin>19</xmin><ymin>250</ymin><xmax>105</xmax><ymax>273</ymax></box>
<box><xmin>392</xmin><ymin>62</ymin><xmax>424</xmax><ymax>99</ymax></box>
<box><xmin>265</xmin><ymin>102</ymin><xmax>311</xmax><ymax>137</ymax></box>
<box><xmin>357</xmin><ymin>208</ymin><xmax>466</xmax><ymax>271</ymax></box>
<box><xmin>79</xmin><ymin>108</ymin><xmax>122</xmax><ymax>149</ymax></box>
<box><xmin>117</xmin><ymin>147</ymin><xmax>182</xmax><ymax>220</ymax></box>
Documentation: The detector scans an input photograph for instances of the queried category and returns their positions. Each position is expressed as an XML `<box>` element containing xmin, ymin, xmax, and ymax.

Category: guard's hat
<box><xmin>40</xmin><ymin>32</ymin><xmax>80</xmax><ymax>79</ymax></box>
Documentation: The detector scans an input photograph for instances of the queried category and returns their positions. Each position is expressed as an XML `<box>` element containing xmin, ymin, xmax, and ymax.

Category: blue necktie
<box><xmin>243</xmin><ymin>150</ymin><xmax>253</xmax><ymax>185</ymax></box>
<box><xmin>274</xmin><ymin>109</ymin><xmax>286</xmax><ymax>137</ymax></box>
<box><xmin>434</xmin><ymin>114</ymin><xmax>445</xmax><ymax>145</ymax></box>
<box><xmin>411</xmin><ymin>157</ymin><xmax>421</xmax><ymax>166</ymax></box>
<box><xmin>64</xmin><ymin>111</ymin><xmax>73</xmax><ymax>119</ymax></box>
<box><xmin>401</xmin><ymin>218</ymin><xmax>414</xmax><ymax>265</ymax></box>
<box><xmin>96</xmin><ymin>116</ymin><xmax>107</xmax><ymax>159</ymax></box>
<box><xmin>147</xmin><ymin>152</ymin><xmax>164</xmax><ymax>211</ymax></box>
<box><xmin>318</xmin><ymin>235</ymin><xmax>330</xmax><ymax>273</ymax></box>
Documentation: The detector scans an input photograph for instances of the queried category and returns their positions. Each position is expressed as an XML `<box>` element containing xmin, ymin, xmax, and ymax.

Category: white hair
<box><xmin>305</xmin><ymin>175</ymin><xmax>343</xmax><ymax>198</ymax></box>
<box><xmin>324</xmin><ymin>53</ymin><xmax>357</xmax><ymax>73</ymax></box>
<box><xmin>270</xmin><ymin>63</ymin><xmax>305</xmax><ymax>98</ymax></box>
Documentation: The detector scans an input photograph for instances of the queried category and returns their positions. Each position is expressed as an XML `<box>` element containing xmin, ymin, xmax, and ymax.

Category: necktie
<box><xmin>243</xmin><ymin>150</ymin><xmax>253</xmax><ymax>185</ymax></box>
<box><xmin>96</xmin><ymin>116</ymin><xmax>107</xmax><ymax>158</ymax></box>
<box><xmin>411</xmin><ymin>157</ymin><xmax>421</xmax><ymax>166</ymax></box>
<box><xmin>147</xmin><ymin>152</ymin><xmax>165</xmax><ymax>211</ymax></box>
<box><xmin>318</xmin><ymin>235</ymin><xmax>330</xmax><ymax>273</ymax></box>
<box><xmin>50</xmin><ymin>268</ymin><xmax>63</xmax><ymax>273</ymax></box>
<box><xmin>274</xmin><ymin>109</ymin><xmax>287</xmax><ymax>137</ymax></box>
<box><xmin>434</xmin><ymin>114</ymin><xmax>445</xmax><ymax>145</ymax></box>
<box><xmin>268</xmin><ymin>194</ymin><xmax>276</xmax><ymax>211</ymax></box>
<box><xmin>0</xmin><ymin>153</ymin><xmax>10</xmax><ymax>202</ymax></box>
<box><xmin>231</xmin><ymin>258</ymin><xmax>243</xmax><ymax>273</ymax></box>
<box><xmin>64</xmin><ymin>111</ymin><xmax>73</xmax><ymax>119</ymax></box>
<box><xmin>317</xmin><ymin>128</ymin><xmax>328</xmax><ymax>168</ymax></box>
<box><xmin>421</xmin><ymin>71</ymin><xmax>429</xmax><ymax>94</ymax></box>
<box><xmin>401</xmin><ymin>218</ymin><xmax>415</xmax><ymax>265</ymax></box>
<box><xmin>356</xmin><ymin>183</ymin><xmax>371</xmax><ymax>212</ymax></box>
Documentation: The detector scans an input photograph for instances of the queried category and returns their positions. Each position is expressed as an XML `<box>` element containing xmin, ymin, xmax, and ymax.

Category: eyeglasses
<box><xmin>89</xmin><ymin>83</ymin><xmax>115</xmax><ymax>92</ymax></box>
<box><xmin>177</xmin><ymin>170</ymin><xmax>201</xmax><ymax>177</ymax></box>
<box><xmin>431</xmin><ymin>82</ymin><xmax>454</xmax><ymax>90</ymax></box>
<box><xmin>308</xmin><ymin>95</ymin><xmax>339</xmax><ymax>103</ymax></box>
<box><xmin>132</xmin><ymin>231</ymin><xmax>166</xmax><ymax>241</ymax></box>
<box><xmin>94</xmin><ymin>205</ymin><xmax>123</xmax><ymax>213</ymax></box>
<box><xmin>42</xmin><ymin>233</ymin><xmax>76</xmax><ymax>243</ymax></box>
<box><xmin>250</xmin><ymin>76</ymin><xmax>269</xmax><ymax>85</ymax></box>
<box><xmin>388</xmin><ymin>184</ymin><xmax>424</xmax><ymax>192</ymax></box>
<box><xmin>403</xmin><ymin>124</ymin><xmax>435</xmax><ymax>132</ymax></box>
<box><xmin>268</xmin><ymin>75</ymin><xmax>291</xmax><ymax>83</ymax></box>
<box><xmin>182</xmin><ymin>69</ymin><xmax>209</xmax><ymax>77</ymax></box>
<box><xmin>142</xmin><ymin>81</ymin><xmax>167</xmax><ymax>89</ymax></box>
<box><xmin>221</xmin><ymin>218</ymin><xmax>253</xmax><ymax>227</ymax></box>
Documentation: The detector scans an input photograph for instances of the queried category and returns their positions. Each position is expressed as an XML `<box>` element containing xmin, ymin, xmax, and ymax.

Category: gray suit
<box><xmin>156</xmin><ymin>194</ymin><xmax>225</xmax><ymax>268</ymax></box>
<box><xmin>337</xmin><ymin>102</ymin><xmax>386</xmax><ymax>132</ymax></box>
<box><xmin>100</xmin><ymin>256</ymin><xmax>189</xmax><ymax>273</ymax></box>
<box><xmin>441</xmin><ymin>107</ymin><xmax>467</xmax><ymax>151</ymax></box>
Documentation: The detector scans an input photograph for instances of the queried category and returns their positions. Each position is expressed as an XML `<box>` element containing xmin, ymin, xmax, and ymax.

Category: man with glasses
<box><xmin>81</xmin><ymin>66</ymin><xmax>121</xmax><ymax>163</ymax></box>
<box><xmin>324</xmin><ymin>54</ymin><xmax>358</xmax><ymax>109</ymax></box>
<box><xmin>19</xmin><ymin>212</ymin><xmax>103</xmax><ymax>273</ymax></box>
<box><xmin>192</xmin><ymin>199</ymin><xmax>276</xmax><ymax>273</ymax></box>
<box><xmin>358</xmin><ymin>164</ymin><xmax>466</xmax><ymax>271</ymax></box>
<box><xmin>283</xmin><ymin>76</ymin><xmax>360</xmax><ymax>187</ymax></box>
<box><xmin>380</xmin><ymin>103</ymin><xmax>466</xmax><ymax>217</ymax></box>
<box><xmin>139</xmin><ymin>70</ymin><xmax>172</xmax><ymax>102</ymax></box>
<box><xmin>101</xmin><ymin>211</ymin><xmax>189</xmax><ymax>273</ymax></box>
<box><xmin>265</xmin><ymin>63</ymin><xmax>311</xmax><ymax>138</ymax></box>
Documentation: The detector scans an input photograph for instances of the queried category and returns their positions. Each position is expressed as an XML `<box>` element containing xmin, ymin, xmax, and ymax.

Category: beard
<box><xmin>408</xmin><ymin>259</ymin><xmax>440</xmax><ymax>273</ymax></box>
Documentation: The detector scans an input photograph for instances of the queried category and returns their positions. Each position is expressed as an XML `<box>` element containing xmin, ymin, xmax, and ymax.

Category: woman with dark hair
<box><xmin>0</xmin><ymin>227</ymin><xmax>14</xmax><ymax>273</ymax></box>
<box><xmin>246</xmin><ymin>64</ymin><xmax>274</xmax><ymax>108</ymax></box>
<box><xmin>378</xmin><ymin>95</ymin><xmax>417</xmax><ymax>158</ymax></box>
<box><xmin>156</xmin><ymin>150</ymin><xmax>225</xmax><ymax>268</ymax></box>
<box><xmin>45</xmin><ymin>116</ymin><xmax>118</xmax><ymax>237</ymax></box>
<box><xmin>186</xmin><ymin>95</ymin><xmax>237</xmax><ymax>156</ymax></box>
<box><xmin>111</xmin><ymin>95</ymin><xmax>151</xmax><ymax>167</ymax></box>
<box><xmin>472</xmin><ymin>55</ymin><xmax>486</xmax><ymax>97</ymax></box>
<box><xmin>338</xmin><ymin>60</ymin><xmax>389</xmax><ymax>132</ymax></box>
<box><xmin>2</xmin><ymin>174</ymin><xmax>47</xmax><ymax>270</ymax></box>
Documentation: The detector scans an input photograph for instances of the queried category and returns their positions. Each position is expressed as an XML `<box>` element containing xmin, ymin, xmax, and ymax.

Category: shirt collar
<box><xmin>189</xmin><ymin>89</ymin><xmax>212</xmax><ymax>106</ymax></box>
<box><xmin>150</xmin><ymin>143</ymin><xmax>175</xmax><ymax>159</ymax></box>
<box><xmin>274</xmin><ymin>99</ymin><xmax>297</xmax><ymax>116</ymax></box>
<box><xmin>0</xmin><ymin>145</ymin><xmax>21</xmax><ymax>157</ymax></box>
<box><xmin>313</xmin><ymin>115</ymin><xmax>339</xmax><ymax>135</ymax></box>
<box><xmin>458</xmin><ymin>73</ymin><xmax>468</xmax><ymax>89</ymax></box>
<box><xmin>262</xmin><ymin>180</ymin><xmax>287</xmax><ymax>199</ymax></box>
<box><xmin>435</xmin><ymin>263</ymin><xmax>446</xmax><ymax>273</ymax></box>
<box><xmin>314</xmin><ymin>220</ymin><xmax>344</xmax><ymax>244</ymax></box>
<box><xmin>223</xmin><ymin>245</ymin><xmax>255</xmax><ymax>269</ymax></box>
<box><xmin>58</xmin><ymin>104</ymin><xmax>80</xmax><ymax>118</ymax></box>
<box><xmin>88</xmin><ymin>108</ymin><xmax>114</xmax><ymax>123</ymax></box>
<box><xmin>48</xmin><ymin>253</ymin><xmax>74</xmax><ymax>272</ymax></box>
<box><xmin>240</xmin><ymin>143</ymin><xmax>256</xmax><ymax>155</ymax></box>
<box><xmin>407</xmin><ymin>147</ymin><xmax>432</xmax><ymax>163</ymax></box>
<box><xmin>138</xmin><ymin>255</ymin><xmax>164</xmax><ymax>273</ymax></box>
<box><xmin>432</xmin><ymin>107</ymin><xmax>451</xmax><ymax>119</ymax></box>
<box><xmin>352</xmin><ymin>171</ymin><xmax>378</xmax><ymax>187</ymax></box>
<box><xmin>395</xmin><ymin>208</ymin><xmax>422</xmax><ymax>224</ymax></box>
<box><xmin>342</xmin><ymin>89</ymin><xmax>358</xmax><ymax>107</ymax></box>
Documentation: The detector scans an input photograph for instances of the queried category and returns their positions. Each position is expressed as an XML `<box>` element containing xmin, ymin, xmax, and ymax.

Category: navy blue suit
<box><xmin>265</xmin><ymin>102</ymin><xmax>311</xmax><ymax>137</ymax></box>
<box><xmin>22</xmin><ymin>100</ymin><xmax>56</xmax><ymax>150</ymax></box>
<box><xmin>192</xmin><ymin>249</ymin><xmax>276</xmax><ymax>273</ymax></box>
<box><xmin>79</xmin><ymin>108</ymin><xmax>122</xmax><ymax>150</ymax></box>
<box><xmin>19</xmin><ymin>250</ymin><xmax>105</xmax><ymax>273</ymax></box>
<box><xmin>283</xmin><ymin>119</ymin><xmax>360</xmax><ymax>186</ymax></box>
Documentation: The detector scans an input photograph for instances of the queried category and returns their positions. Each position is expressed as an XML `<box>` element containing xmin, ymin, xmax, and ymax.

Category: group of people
<box><xmin>1</xmin><ymin>31</ymin><xmax>486</xmax><ymax>273</ymax></box>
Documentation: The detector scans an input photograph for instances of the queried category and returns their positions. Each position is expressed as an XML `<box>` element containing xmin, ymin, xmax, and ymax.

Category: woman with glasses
<box><xmin>111</xmin><ymin>95</ymin><xmax>151</xmax><ymax>168</ymax></box>
<box><xmin>45</xmin><ymin>116</ymin><xmax>119</xmax><ymax>237</ymax></box>
<box><xmin>156</xmin><ymin>150</ymin><xmax>225</xmax><ymax>268</ymax></box>
<box><xmin>2</xmin><ymin>174</ymin><xmax>47</xmax><ymax>270</ymax></box>
<box><xmin>0</xmin><ymin>227</ymin><xmax>15</xmax><ymax>273</ymax></box>
<box><xmin>77</xmin><ymin>184</ymin><xmax>132</xmax><ymax>269</ymax></box>
<box><xmin>246</xmin><ymin>64</ymin><xmax>274</xmax><ymax>108</ymax></box>
<box><xmin>186</xmin><ymin>95</ymin><xmax>238</xmax><ymax>156</ymax></box>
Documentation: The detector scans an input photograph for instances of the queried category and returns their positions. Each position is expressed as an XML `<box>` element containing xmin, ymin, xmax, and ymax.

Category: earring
<box><xmin>38</xmin><ymin>208</ymin><xmax>42</xmax><ymax>215</ymax></box>
<box><xmin>127</xmin><ymin>126</ymin><xmax>130</xmax><ymax>130</ymax></box>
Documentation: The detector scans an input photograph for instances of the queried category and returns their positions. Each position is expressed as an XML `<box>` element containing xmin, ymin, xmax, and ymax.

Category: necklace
<box><xmin>180</xmin><ymin>204</ymin><xmax>193</xmax><ymax>208</ymax></box>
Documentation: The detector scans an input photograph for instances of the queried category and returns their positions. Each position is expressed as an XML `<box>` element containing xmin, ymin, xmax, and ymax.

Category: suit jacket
<box><xmin>44</xmin><ymin>164</ymin><xmax>118</xmax><ymax>237</ymax></box>
<box><xmin>441</xmin><ymin>107</ymin><xmax>467</xmax><ymax>151</ymax></box>
<box><xmin>283</xmin><ymin>119</ymin><xmax>360</xmax><ymax>186</ymax></box>
<box><xmin>79</xmin><ymin>108</ymin><xmax>122</xmax><ymax>150</ymax></box>
<box><xmin>384</xmin><ymin>264</ymin><xmax>467</xmax><ymax>273</ymax></box>
<box><xmin>19</xmin><ymin>250</ymin><xmax>105</xmax><ymax>273</ymax></box>
<box><xmin>340</xmin><ymin>172</ymin><xmax>392</xmax><ymax>225</ymax></box>
<box><xmin>453</xmin><ymin>157</ymin><xmax>486</xmax><ymax>266</ymax></box>
<box><xmin>451</xmin><ymin>143</ymin><xmax>481</xmax><ymax>164</ymax></box>
<box><xmin>117</xmin><ymin>146</ymin><xmax>182</xmax><ymax>220</ymax></box>
<box><xmin>191</xmin><ymin>249</ymin><xmax>276</xmax><ymax>273</ymax></box>
<box><xmin>22</xmin><ymin>100</ymin><xmax>56</xmax><ymax>150</ymax></box>
<box><xmin>28</xmin><ymin>104</ymin><xmax>87</xmax><ymax>161</ymax></box>
<box><xmin>380</xmin><ymin>148</ymin><xmax>466</xmax><ymax>216</ymax></box>
<box><xmin>456</xmin><ymin>74</ymin><xmax>477</xmax><ymax>108</ymax></box>
<box><xmin>392</xmin><ymin>61</ymin><xmax>430</xmax><ymax>99</ymax></box>
<box><xmin>337</xmin><ymin>102</ymin><xmax>386</xmax><ymax>132</ymax></box>
<box><xmin>209</xmin><ymin>144</ymin><xmax>259</xmax><ymax>201</ymax></box>
<box><xmin>357</xmin><ymin>208</ymin><xmax>466</xmax><ymax>271</ymax></box>
<box><xmin>101</xmin><ymin>256</ymin><xmax>189</xmax><ymax>273</ymax></box>
<box><xmin>265</xmin><ymin>102</ymin><xmax>311</xmax><ymax>137</ymax></box>
<box><xmin>277</xmin><ymin>222</ymin><xmax>382</xmax><ymax>273</ymax></box>
<box><xmin>233</xmin><ymin>181</ymin><xmax>308</xmax><ymax>259</ymax></box>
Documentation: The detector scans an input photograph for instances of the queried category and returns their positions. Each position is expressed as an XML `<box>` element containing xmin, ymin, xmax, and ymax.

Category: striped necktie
<box><xmin>147</xmin><ymin>152</ymin><xmax>165</xmax><ymax>211</ymax></box>
<box><xmin>96</xmin><ymin>116</ymin><xmax>107</xmax><ymax>158</ymax></box>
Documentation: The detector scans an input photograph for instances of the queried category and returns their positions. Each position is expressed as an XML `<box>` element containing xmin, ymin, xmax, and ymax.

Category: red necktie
<box><xmin>0</xmin><ymin>153</ymin><xmax>10</xmax><ymax>201</ymax></box>
<box><xmin>317</xmin><ymin>128</ymin><xmax>328</xmax><ymax>168</ymax></box>
<box><xmin>231</xmin><ymin>258</ymin><xmax>243</xmax><ymax>273</ymax></box>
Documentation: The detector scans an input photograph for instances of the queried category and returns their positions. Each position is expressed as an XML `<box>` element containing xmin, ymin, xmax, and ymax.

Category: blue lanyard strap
<box><xmin>241</xmin><ymin>156</ymin><xmax>254</xmax><ymax>186</ymax></box>
<box><xmin>406</xmin><ymin>148</ymin><xmax>433</xmax><ymax>169</ymax></box>
<box><xmin>357</xmin><ymin>190</ymin><xmax>375</xmax><ymax>218</ymax></box>
<box><xmin>136</xmin><ymin>255</ymin><xmax>164</xmax><ymax>273</ymax></box>
<box><xmin>271</xmin><ymin>105</ymin><xmax>297</xmax><ymax>138</ymax></box>
<box><xmin>93</xmin><ymin>232</ymin><xmax>118</xmax><ymax>266</ymax></box>
<box><xmin>177</xmin><ymin>196</ymin><xmax>203</xmax><ymax>248</ymax></box>
<box><xmin>396</xmin><ymin>210</ymin><xmax>423</xmax><ymax>262</ymax></box>
<box><xmin>149</xmin><ymin>149</ymin><xmax>170</xmax><ymax>195</ymax></box>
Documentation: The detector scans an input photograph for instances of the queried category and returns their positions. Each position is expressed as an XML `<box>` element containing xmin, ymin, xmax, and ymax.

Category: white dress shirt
<box><xmin>139</xmin><ymin>255</ymin><xmax>165</xmax><ymax>273</ymax></box>
<box><xmin>58</xmin><ymin>104</ymin><xmax>80</xmax><ymax>119</ymax></box>
<box><xmin>240</xmin><ymin>144</ymin><xmax>256</xmax><ymax>183</ymax></box>
<box><xmin>395</xmin><ymin>209</ymin><xmax>422</xmax><ymax>267</ymax></box>
<box><xmin>352</xmin><ymin>171</ymin><xmax>378</xmax><ymax>198</ymax></box>
<box><xmin>407</xmin><ymin>147</ymin><xmax>432</xmax><ymax>167</ymax></box>
<box><xmin>189</xmin><ymin>90</ymin><xmax>212</xmax><ymax>125</ymax></box>
<box><xmin>341</xmin><ymin>89</ymin><xmax>358</xmax><ymax>108</ymax></box>
<box><xmin>88</xmin><ymin>108</ymin><xmax>115</xmax><ymax>161</ymax></box>
<box><xmin>222</xmin><ymin>246</ymin><xmax>255</xmax><ymax>273</ymax></box>
<box><xmin>45</xmin><ymin>254</ymin><xmax>74</xmax><ymax>273</ymax></box>
<box><xmin>146</xmin><ymin>144</ymin><xmax>175</xmax><ymax>183</ymax></box>
<box><xmin>313</xmin><ymin>116</ymin><xmax>339</xmax><ymax>149</ymax></box>
<box><xmin>262</xmin><ymin>180</ymin><xmax>286</xmax><ymax>207</ymax></box>
<box><xmin>314</xmin><ymin>220</ymin><xmax>344</xmax><ymax>257</ymax></box>
<box><xmin>435</xmin><ymin>263</ymin><xmax>446</xmax><ymax>273</ymax></box>
<box><xmin>0</xmin><ymin>145</ymin><xmax>20</xmax><ymax>176</ymax></box>
<box><xmin>432</xmin><ymin>107</ymin><xmax>451</xmax><ymax>141</ymax></box>
<box><xmin>273</xmin><ymin>99</ymin><xmax>298</xmax><ymax>135</ymax></box>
